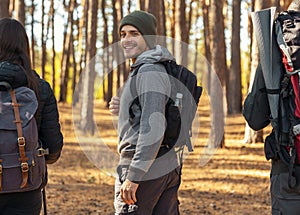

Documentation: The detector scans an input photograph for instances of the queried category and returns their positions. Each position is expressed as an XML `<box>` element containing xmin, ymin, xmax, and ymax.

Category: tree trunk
<box><xmin>209</xmin><ymin>0</ymin><xmax>226</xmax><ymax>148</ymax></box>
<box><xmin>139</xmin><ymin>0</ymin><xmax>146</xmax><ymax>10</ymax></box>
<box><xmin>80</xmin><ymin>0</ymin><xmax>98</xmax><ymax>135</ymax></box>
<box><xmin>112</xmin><ymin>0</ymin><xmax>120</xmax><ymax>96</ymax></box>
<box><xmin>170</xmin><ymin>0</ymin><xmax>176</xmax><ymax>54</ymax></box>
<box><xmin>41</xmin><ymin>0</ymin><xmax>46</xmax><ymax>78</ymax></box>
<box><xmin>72</xmin><ymin>0</ymin><xmax>87</xmax><ymax>106</ymax></box>
<box><xmin>50</xmin><ymin>0</ymin><xmax>56</xmax><ymax>90</ymax></box>
<box><xmin>101</xmin><ymin>0</ymin><xmax>109</xmax><ymax>104</ymax></box>
<box><xmin>281</xmin><ymin>0</ymin><xmax>294</xmax><ymax>10</ymax></box>
<box><xmin>148</xmin><ymin>0</ymin><xmax>165</xmax><ymax>36</ymax></box>
<box><xmin>161</xmin><ymin>1</ymin><xmax>167</xmax><ymax>37</ymax></box>
<box><xmin>173</xmin><ymin>0</ymin><xmax>188</xmax><ymax>65</ymax></box>
<box><xmin>228</xmin><ymin>0</ymin><xmax>242</xmax><ymax>114</ymax></box>
<box><xmin>0</xmin><ymin>0</ymin><xmax>10</xmax><ymax>18</ymax></box>
<box><xmin>78</xmin><ymin>0</ymin><xmax>88</xmax><ymax>76</ymax></box>
<box><xmin>193</xmin><ymin>1</ymin><xmax>201</xmax><ymax>75</ymax></box>
<box><xmin>15</xmin><ymin>0</ymin><xmax>25</xmax><ymax>25</ymax></box>
<box><xmin>71</xmin><ymin>23</ymin><xmax>77</xmax><ymax>95</ymax></box>
<box><xmin>59</xmin><ymin>0</ymin><xmax>75</xmax><ymax>102</ymax></box>
<box><xmin>202</xmin><ymin>0</ymin><xmax>212</xmax><ymax>94</ymax></box>
<box><xmin>186</xmin><ymin>0</ymin><xmax>194</xmax><ymax>45</ymax></box>
<box><xmin>271</xmin><ymin>0</ymin><xmax>281</xmax><ymax>9</ymax></box>
<box><xmin>30</xmin><ymin>0</ymin><xmax>36</xmax><ymax>68</ymax></box>
<box><xmin>116</xmin><ymin>0</ymin><xmax>128</xmax><ymax>85</ymax></box>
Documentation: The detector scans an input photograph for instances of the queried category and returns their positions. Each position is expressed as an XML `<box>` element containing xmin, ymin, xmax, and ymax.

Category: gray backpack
<box><xmin>0</xmin><ymin>82</ymin><xmax>46</xmax><ymax>193</ymax></box>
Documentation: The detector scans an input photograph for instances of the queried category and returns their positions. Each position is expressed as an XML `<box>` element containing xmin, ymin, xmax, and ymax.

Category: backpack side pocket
<box><xmin>243</xmin><ymin>64</ymin><xmax>271</xmax><ymax>130</ymax></box>
<box><xmin>264</xmin><ymin>131</ymin><xmax>279</xmax><ymax>161</ymax></box>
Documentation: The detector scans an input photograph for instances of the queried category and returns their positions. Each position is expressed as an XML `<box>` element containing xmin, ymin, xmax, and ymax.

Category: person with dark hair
<box><xmin>0</xmin><ymin>18</ymin><xmax>63</xmax><ymax>214</ymax></box>
<box><xmin>110</xmin><ymin>11</ymin><xmax>182</xmax><ymax>215</ymax></box>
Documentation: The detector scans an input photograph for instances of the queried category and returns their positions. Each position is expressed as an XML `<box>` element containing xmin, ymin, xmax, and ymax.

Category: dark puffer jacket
<box><xmin>0</xmin><ymin>61</ymin><xmax>63</xmax><ymax>164</ymax></box>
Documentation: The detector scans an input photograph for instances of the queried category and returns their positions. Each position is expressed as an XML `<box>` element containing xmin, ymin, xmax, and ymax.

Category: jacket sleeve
<box><xmin>37</xmin><ymin>79</ymin><xmax>63</xmax><ymax>164</ymax></box>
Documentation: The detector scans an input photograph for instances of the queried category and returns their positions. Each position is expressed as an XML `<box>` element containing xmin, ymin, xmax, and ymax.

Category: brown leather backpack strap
<box><xmin>10</xmin><ymin>90</ymin><xmax>29</xmax><ymax>188</ymax></box>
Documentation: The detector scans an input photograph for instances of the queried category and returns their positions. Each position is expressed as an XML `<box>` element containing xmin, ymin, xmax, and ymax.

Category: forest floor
<box><xmin>45</xmin><ymin>99</ymin><xmax>272</xmax><ymax>215</ymax></box>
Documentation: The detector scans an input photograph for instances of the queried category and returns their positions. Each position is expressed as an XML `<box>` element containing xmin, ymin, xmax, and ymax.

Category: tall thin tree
<box><xmin>174</xmin><ymin>0</ymin><xmax>188</xmax><ymax>65</ymax></box>
<box><xmin>101</xmin><ymin>0</ymin><xmax>110</xmax><ymax>104</ymax></box>
<box><xmin>228</xmin><ymin>0</ymin><xmax>242</xmax><ymax>114</ymax></box>
<box><xmin>30</xmin><ymin>0</ymin><xmax>36</xmax><ymax>68</ymax></box>
<box><xmin>59</xmin><ymin>0</ymin><xmax>75</xmax><ymax>102</ymax></box>
<box><xmin>15</xmin><ymin>0</ymin><xmax>25</xmax><ymax>25</ymax></box>
<box><xmin>202</xmin><ymin>0</ymin><xmax>212</xmax><ymax>93</ymax></box>
<box><xmin>0</xmin><ymin>0</ymin><xmax>10</xmax><ymax>18</ymax></box>
<box><xmin>80</xmin><ymin>0</ymin><xmax>98</xmax><ymax>135</ymax></box>
<box><xmin>112</xmin><ymin>0</ymin><xmax>120</xmax><ymax>95</ymax></box>
<box><xmin>41</xmin><ymin>0</ymin><xmax>46</xmax><ymax>78</ymax></box>
<box><xmin>209</xmin><ymin>0</ymin><xmax>226</xmax><ymax>147</ymax></box>
<box><xmin>50</xmin><ymin>0</ymin><xmax>56</xmax><ymax>90</ymax></box>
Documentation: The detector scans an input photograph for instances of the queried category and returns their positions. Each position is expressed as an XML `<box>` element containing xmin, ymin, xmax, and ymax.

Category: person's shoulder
<box><xmin>33</xmin><ymin>71</ymin><xmax>51</xmax><ymax>90</ymax></box>
<box><xmin>138</xmin><ymin>62</ymin><xmax>166</xmax><ymax>74</ymax></box>
<box><xmin>36</xmin><ymin>77</ymin><xmax>54</xmax><ymax>101</ymax></box>
<box><xmin>37</xmin><ymin>77</ymin><xmax>51</xmax><ymax>92</ymax></box>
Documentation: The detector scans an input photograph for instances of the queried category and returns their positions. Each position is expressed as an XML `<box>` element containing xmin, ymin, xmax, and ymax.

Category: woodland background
<box><xmin>0</xmin><ymin>0</ymin><xmax>296</xmax><ymax>214</ymax></box>
<box><xmin>0</xmin><ymin>0</ymin><xmax>294</xmax><ymax>144</ymax></box>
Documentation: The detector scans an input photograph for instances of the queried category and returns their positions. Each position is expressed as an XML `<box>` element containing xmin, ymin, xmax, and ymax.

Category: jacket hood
<box><xmin>0</xmin><ymin>61</ymin><xmax>27</xmax><ymax>89</ymax></box>
<box><xmin>131</xmin><ymin>45</ymin><xmax>175</xmax><ymax>68</ymax></box>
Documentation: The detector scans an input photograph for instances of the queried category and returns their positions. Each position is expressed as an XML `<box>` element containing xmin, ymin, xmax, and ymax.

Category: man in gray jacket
<box><xmin>110</xmin><ymin>10</ymin><xmax>181</xmax><ymax>215</ymax></box>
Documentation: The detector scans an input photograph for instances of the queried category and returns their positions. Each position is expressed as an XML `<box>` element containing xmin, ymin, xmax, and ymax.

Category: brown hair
<box><xmin>0</xmin><ymin>18</ymin><xmax>39</xmax><ymax>95</ymax></box>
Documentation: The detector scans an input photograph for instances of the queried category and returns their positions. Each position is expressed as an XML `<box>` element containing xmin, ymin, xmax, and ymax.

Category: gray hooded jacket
<box><xmin>118</xmin><ymin>45</ymin><xmax>179</xmax><ymax>182</ymax></box>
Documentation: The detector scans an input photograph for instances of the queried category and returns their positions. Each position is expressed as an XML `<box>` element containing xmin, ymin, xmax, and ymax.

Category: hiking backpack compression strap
<box><xmin>10</xmin><ymin>89</ymin><xmax>29</xmax><ymax>189</ymax></box>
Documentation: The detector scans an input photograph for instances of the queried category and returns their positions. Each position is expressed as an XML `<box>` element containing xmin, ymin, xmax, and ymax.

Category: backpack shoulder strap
<box><xmin>128</xmin><ymin>62</ymin><xmax>171</xmax><ymax>121</ymax></box>
<box><xmin>129</xmin><ymin>62</ymin><xmax>168</xmax><ymax>99</ymax></box>
<box><xmin>9</xmin><ymin>89</ymin><xmax>29</xmax><ymax>189</ymax></box>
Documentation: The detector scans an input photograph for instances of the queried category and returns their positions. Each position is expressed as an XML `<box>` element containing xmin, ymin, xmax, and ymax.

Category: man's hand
<box><xmin>109</xmin><ymin>96</ymin><xmax>120</xmax><ymax>115</ymax></box>
<box><xmin>120</xmin><ymin>179</ymin><xmax>139</xmax><ymax>205</ymax></box>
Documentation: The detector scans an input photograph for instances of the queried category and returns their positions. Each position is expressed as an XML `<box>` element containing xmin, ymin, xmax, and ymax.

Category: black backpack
<box><xmin>244</xmin><ymin>9</ymin><xmax>300</xmax><ymax>189</ymax></box>
<box><xmin>0</xmin><ymin>81</ymin><xmax>46</xmax><ymax>193</ymax></box>
<box><xmin>130</xmin><ymin>60</ymin><xmax>202</xmax><ymax>153</ymax></box>
<box><xmin>267</xmin><ymin>10</ymin><xmax>300</xmax><ymax>189</ymax></box>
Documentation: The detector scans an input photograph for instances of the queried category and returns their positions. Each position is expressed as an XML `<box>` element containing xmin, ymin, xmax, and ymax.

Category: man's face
<box><xmin>120</xmin><ymin>25</ymin><xmax>149</xmax><ymax>60</ymax></box>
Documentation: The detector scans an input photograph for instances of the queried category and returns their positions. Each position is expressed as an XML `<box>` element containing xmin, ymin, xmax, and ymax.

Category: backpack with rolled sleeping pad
<box><xmin>244</xmin><ymin>10</ymin><xmax>300</xmax><ymax>189</ymax></box>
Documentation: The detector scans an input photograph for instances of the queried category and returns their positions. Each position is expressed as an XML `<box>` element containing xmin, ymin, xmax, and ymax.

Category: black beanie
<box><xmin>119</xmin><ymin>10</ymin><xmax>157</xmax><ymax>49</ymax></box>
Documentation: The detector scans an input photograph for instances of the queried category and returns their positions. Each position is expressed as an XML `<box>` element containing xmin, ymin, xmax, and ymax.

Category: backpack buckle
<box><xmin>293</xmin><ymin>124</ymin><xmax>300</xmax><ymax>136</ymax></box>
<box><xmin>17</xmin><ymin>137</ymin><xmax>25</xmax><ymax>146</ymax></box>
<box><xmin>285</xmin><ymin>19</ymin><xmax>295</xmax><ymax>28</ymax></box>
<box><xmin>21</xmin><ymin>162</ymin><xmax>29</xmax><ymax>173</ymax></box>
<box><xmin>37</xmin><ymin>148</ymin><xmax>49</xmax><ymax>157</ymax></box>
